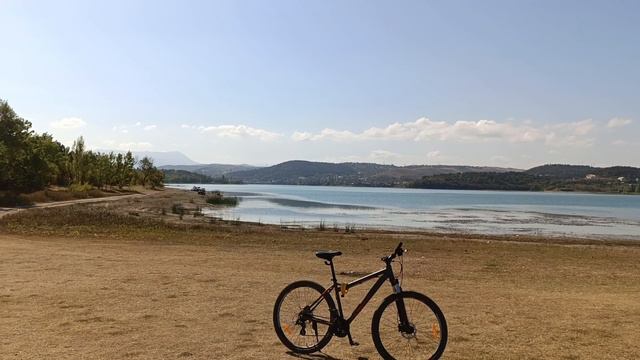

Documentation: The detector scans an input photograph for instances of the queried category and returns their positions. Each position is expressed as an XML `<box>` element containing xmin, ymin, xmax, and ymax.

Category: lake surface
<box><xmin>169</xmin><ymin>184</ymin><xmax>640</xmax><ymax>239</ymax></box>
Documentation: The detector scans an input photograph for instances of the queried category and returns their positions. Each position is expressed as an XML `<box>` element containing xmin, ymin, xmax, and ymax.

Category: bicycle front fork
<box><xmin>392</xmin><ymin>283</ymin><xmax>413</xmax><ymax>333</ymax></box>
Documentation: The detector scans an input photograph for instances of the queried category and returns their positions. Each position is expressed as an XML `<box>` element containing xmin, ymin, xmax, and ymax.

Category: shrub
<box><xmin>171</xmin><ymin>203</ymin><xmax>185</xmax><ymax>215</ymax></box>
<box><xmin>69</xmin><ymin>183</ymin><xmax>94</xmax><ymax>192</ymax></box>
<box><xmin>0</xmin><ymin>193</ymin><xmax>32</xmax><ymax>207</ymax></box>
<box><xmin>22</xmin><ymin>191</ymin><xmax>48</xmax><ymax>203</ymax></box>
<box><xmin>87</xmin><ymin>189</ymin><xmax>106</xmax><ymax>198</ymax></box>
<box><xmin>43</xmin><ymin>190</ymin><xmax>76</xmax><ymax>202</ymax></box>
<box><xmin>206</xmin><ymin>194</ymin><xmax>238</xmax><ymax>206</ymax></box>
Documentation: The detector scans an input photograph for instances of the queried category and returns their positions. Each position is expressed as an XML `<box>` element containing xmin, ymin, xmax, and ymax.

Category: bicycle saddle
<box><xmin>315</xmin><ymin>250</ymin><xmax>342</xmax><ymax>261</ymax></box>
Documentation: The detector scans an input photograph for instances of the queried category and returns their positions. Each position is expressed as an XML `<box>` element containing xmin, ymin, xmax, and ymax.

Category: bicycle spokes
<box><xmin>277</xmin><ymin>285</ymin><xmax>333</xmax><ymax>350</ymax></box>
<box><xmin>377</xmin><ymin>298</ymin><xmax>443</xmax><ymax>359</ymax></box>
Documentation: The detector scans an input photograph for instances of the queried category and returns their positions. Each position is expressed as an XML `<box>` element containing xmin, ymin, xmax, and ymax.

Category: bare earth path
<box><xmin>1</xmin><ymin>230</ymin><xmax>639</xmax><ymax>359</ymax></box>
<box><xmin>0</xmin><ymin>193</ymin><xmax>146</xmax><ymax>219</ymax></box>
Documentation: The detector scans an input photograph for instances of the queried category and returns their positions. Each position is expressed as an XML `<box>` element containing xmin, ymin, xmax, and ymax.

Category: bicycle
<box><xmin>273</xmin><ymin>242</ymin><xmax>447</xmax><ymax>360</ymax></box>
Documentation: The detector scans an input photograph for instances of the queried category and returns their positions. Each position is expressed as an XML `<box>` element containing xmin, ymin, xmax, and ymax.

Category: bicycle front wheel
<box><xmin>273</xmin><ymin>280</ymin><xmax>336</xmax><ymax>354</ymax></box>
<box><xmin>371</xmin><ymin>291</ymin><xmax>447</xmax><ymax>360</ymax></box>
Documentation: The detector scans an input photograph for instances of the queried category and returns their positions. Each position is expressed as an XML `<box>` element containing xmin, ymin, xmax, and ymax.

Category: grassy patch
<box><xmin>0</xmin><ymin>201</ymin><xmax>257</xmax><ymax>242</ymax></box>
<box><xmin>0</xmin><ymin>205</ymin><xmax>170</xmax><ymax>236</ymax></box>
<box><xmin>0</xmin><ymin>188</ymin><xmax>129</xmax><ymax>207</ymax></box>
<box><xmin>206</xmin><ymin>194</ymin><xmax>238</xmax><ymax>206</ymax></box>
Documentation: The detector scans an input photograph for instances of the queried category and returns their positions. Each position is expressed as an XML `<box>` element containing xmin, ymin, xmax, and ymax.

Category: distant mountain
<box><xmin>161</xmin><ymin>169</ymin><xmax>240</xmax><ymax>184</ymax></box>
<box><xmin>132</xmin><ymin>151</ymin><xmax>199</xmax><ymax>167</ymax></box>
<box><xmin>162</xmin><ymin>169</ymin><xmax>214</xmax><ymax>184</ymax></box>
<box><xmin>226</xmin><ymin>160</ymin><xmax>520</xmax><ymax>186</ymax></box>
<box><xmin>159</xmin><ymin>163</ymin><xmax>260</xmax><ymax>177</ymax></box>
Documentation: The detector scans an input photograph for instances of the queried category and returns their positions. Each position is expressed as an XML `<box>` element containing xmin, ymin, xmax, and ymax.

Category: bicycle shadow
<box><xmin>285</xmin><ymin>351</ymin><xmax>369</xmax><ymax>360</ymax></box>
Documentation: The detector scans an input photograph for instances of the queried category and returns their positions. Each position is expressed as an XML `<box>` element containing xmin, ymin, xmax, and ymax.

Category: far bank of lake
<box><xmin>169</xmin><ymin>184</ymin><xmax>640</xmax><ymax>240</ymax></box>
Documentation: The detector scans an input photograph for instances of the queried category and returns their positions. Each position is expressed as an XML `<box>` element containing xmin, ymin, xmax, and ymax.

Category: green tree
<box><xmin>25</xmin><ymin>133</ymin><xmax>68</xmax><ymax>190</ymax></box>
<box><xmin>123</xmin><ymin>151</ymin><xmax>136</xmax><ymax>186</ymax></box>
<box><xmin>0</xmin><ymin>99</ymin><xmax>35</xmax><ymax>191</ymax></box>
<box><xmin>138</xmin><ymin>156</ymin><xmax>155</xmax><ymax>186</ymax></box>
<box><xmin>138</xmin><ymin>156</ymin><xmax>163</xmax><ymax>188</ymax></box>
<box><xmin>70</xmin><ymin>136</ymin><xmax>87</xmax><ymax>185</ymax></box>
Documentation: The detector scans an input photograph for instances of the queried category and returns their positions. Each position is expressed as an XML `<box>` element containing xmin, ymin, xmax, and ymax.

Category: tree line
<box><xmin>412</xmin><ymin>171</ymin><xmax>640</xmax><ymax>193</ymax></box>
<box><xmin>0</xmin><ymin>99</ymin><xmax>163</xmax><ymax>194</ymax></box>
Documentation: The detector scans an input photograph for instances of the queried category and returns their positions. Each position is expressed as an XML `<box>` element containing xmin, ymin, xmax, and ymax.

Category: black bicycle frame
<box><xmin>308</xmin><ymin>258</ymin><xmax>409</xmax><ymax>327</ymax></box>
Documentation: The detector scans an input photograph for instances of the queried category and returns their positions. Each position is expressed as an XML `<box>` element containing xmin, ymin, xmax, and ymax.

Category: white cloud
<box><xmin>607</xmin><ymin>118</ymin><xmax>632</xmax><ymax>128</ymax></box>
<box><xmin>292</xmin><ymin>118</ymin><xmax>548</xmax><ymax>143</ymax></box>
<box><xmin>200</xmin><ymin>124</ymin><xmax>282</xmax><ymax>141</ymax></box>
<box><xmin>112</xmin><ymin>122</ymin><xmax>152</xmax><ymax>133</ymax></box>
<box><xmin>544</xmin><ymin>119</ymin><xmax>595</xmax><ymax>147</ymax></box>
<box><xmin>50</xmin><ymin>117</ymin><xmax>86</xmax><ymax>129</ymax></box>
<box><xmin>291</xmin><ymin>131</ymin><xmax>313</xmax><ymax>141</ymax></box>
<box><xmin>291</xmin><ymin>117</ymin><xmax>598</xmax><ymax>148</ymax></box>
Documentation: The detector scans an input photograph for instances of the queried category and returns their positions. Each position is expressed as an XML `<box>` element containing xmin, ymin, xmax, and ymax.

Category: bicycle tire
<box><xmin>371</xmin><ymin>291</ymin><xmax>447</xmax><ymax>360</ymax></box>
<box><xmin>273</xmin><ymin>280</ymin><xmax>337</xmax><ymax>354</ymax></box>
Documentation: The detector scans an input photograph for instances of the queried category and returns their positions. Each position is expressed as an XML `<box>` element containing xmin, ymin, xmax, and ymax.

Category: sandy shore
<box><xmin>1</xmin><ymin>189</ymin><xmax>639</xmax><ymax>359</ymax></box>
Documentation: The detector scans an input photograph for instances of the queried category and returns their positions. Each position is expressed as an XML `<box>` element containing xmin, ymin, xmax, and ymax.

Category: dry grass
<box><xmin>0</xmin><ymin>188</ymin><xmax>138</xmax><ymax>207</ymax></box>
<box><xmin>1</xmin><ymin>189</ymin><xmax>639</xmax><ymax>359</ymax></box>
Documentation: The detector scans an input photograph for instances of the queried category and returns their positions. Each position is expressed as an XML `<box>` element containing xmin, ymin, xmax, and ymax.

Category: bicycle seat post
<box><xmin>326</xmin><ymin>259</ymin><xmax>338</xmax><ymax>287</ymax></box>
<box><xmin>326</xmin><ymin>258</ymin><xmax>347</xmax><ymax>321</ymax></box>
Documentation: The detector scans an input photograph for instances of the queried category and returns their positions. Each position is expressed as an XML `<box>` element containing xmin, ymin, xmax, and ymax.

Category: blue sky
<box><xmin>1</xmin><ymin>0</ymin><xmax>639</xmax><ymax>167</ymax></box>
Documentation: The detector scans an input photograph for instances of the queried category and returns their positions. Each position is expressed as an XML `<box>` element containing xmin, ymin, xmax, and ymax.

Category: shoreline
<box><xmin>168</xmin><ymin>185</ymin><xmax>640</xmax><ymax>243</ymax></box>
<box><xmin>3</xmin><ymin>187</ymin><xmax>637</xmax><ymax>247</ymax></box>
<box><xmin>167</xmin><ymin>182</ymin><xmax>640</xmax><ymax>196</ymax></box>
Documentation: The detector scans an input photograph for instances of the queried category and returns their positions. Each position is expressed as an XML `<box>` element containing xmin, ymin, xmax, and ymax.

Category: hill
<box><xmin>526</xmin><ymin>164</ymin><xmax>595</xmax><ymax>178</ymax></box>
<box><xmin>161</xmin><ymin>170</ymin><xmax>213</xmax><ymax>184</ymax></box>
<box><xmin>159</xmin><ymin>164</ymin><xmax>259</xmax><ymax>178</ymax></box>
<box><xmin>414</xmin><ymin>164</ymin><xmax>640</xmax><ymax>193</ymax></box>
<box><xmin>161</xmin><ymin>169</ymin><xmax>239</xmax><ymax>184</ymax></box>
<box><xmin>226</xmin><ymin>160</ymin><xmax>519</xmax><ymax>186</ymax></box>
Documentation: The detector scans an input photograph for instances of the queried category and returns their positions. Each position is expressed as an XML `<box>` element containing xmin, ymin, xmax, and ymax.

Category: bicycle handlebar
<box><xmin>383</xmin><ymin>242</ymin><xmax>405</xmax><ymax>262</ymax></box>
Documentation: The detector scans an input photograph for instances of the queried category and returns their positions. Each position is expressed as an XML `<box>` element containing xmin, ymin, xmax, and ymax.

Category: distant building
<box><xmin>585</xmin><ymin>174</ymin><xmax>597</xmax><ymax>180</ymax></box>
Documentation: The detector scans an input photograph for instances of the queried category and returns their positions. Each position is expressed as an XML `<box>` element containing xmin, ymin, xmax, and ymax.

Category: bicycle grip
<box><xmin>395</xmin><ymin>242</ymin><xmax>404</xmax><ymax>256</ymax></box>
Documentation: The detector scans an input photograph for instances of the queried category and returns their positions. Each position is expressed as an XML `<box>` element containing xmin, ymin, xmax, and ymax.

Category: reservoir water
<box><xmin>169</xmin><ymin>184</ymin><xmax>640</xmax><ymax>239</ymax></box>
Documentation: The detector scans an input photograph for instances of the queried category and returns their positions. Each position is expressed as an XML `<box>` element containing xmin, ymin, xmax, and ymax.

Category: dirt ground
<box><xmin>1</xmin><ymin>190</ymin><xmax>639</xmax><ymax>359</ymax></box>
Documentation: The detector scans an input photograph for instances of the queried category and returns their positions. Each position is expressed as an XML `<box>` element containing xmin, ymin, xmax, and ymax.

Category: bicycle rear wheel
<box><xmin>371</xmin><ymin>291</ymin><xmax>447</xmax><ymax>360</ymax></box>
<box><xmin>273</xmin><ymin>280</ymin><xmax>336</xmax><ymax>354</ymax></box>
